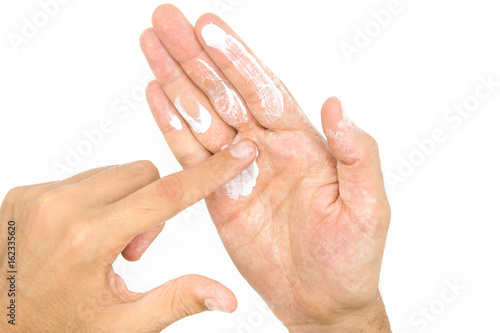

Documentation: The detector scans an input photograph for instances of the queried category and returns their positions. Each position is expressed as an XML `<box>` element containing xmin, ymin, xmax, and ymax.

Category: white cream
<box><xmin>197</xmin><ymin>59</ymin><xmax>247</xmax><ymax>124</ymax></box>
<box><xmin>222</xmin><ymin>144</ymin><xmax>260</xmax><ymax>200</ymax></box>
<box><xmin>168</xmin><ymin>113</ymin><xmax>182</xmax><ymax>130</ymax></box>
<box><xmin>201</xmin><ymin>23</ymin><xmax>284</xmax><ymax>125</ymax></box>
<box><xmin>174</xmin><ymin>96</ymin><xmax>212</xmax><ymax>133</ymax></box>
<box><xmin>325</xmin><ymin>124</ymin><xmax>351</xmax><ymax>152</ymax></box>
<box><xmin>325</xmin><ymin>105</ymin><xmax>355</xmax><ymax>152</ymax></box>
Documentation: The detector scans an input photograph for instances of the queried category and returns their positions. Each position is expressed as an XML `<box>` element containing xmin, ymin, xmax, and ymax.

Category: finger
<box><xmin>70</xmin><ymin>161</ymin><xmax>164</xmax><ymax>261</ymax></box>
<box><xmin>20</xmin><ymin>163</ymin><xmax>162</xmax><ymax>260</ymax></box>
<box><xmin>59</xmin><ymin>165</ymin><xmax>116</xmax><ymax>184</ymax></box>
<box><xmin>115</xmin><ymin>275</ymin><xmax>237</xmax><ymax>331</ymax></box>
<box><xmin>195</xmin><ymin>14</ymin><xmax>307</xmax><ymax>130</ymax></box>
<box><xmin>72</xmin><ymin>161</ymin><xmax>160</xmax><ymax>206</ymax></box>
<box><xmin>121</xmin><ymin>222</ymin><xmax>164</xmax><ymax>261</ymax></box>
<box><xmin>140</xmin><ymin>27</ymin><xmax>235</xmax><ymax>152</ymax></box>
<box><xmin>151</xmin><ymin>5</ymin><xmax>260</xmax><ymax>132</ymax></box>
<box><xmin>321</xmin><ymin>97</ymin><xmax>388</xmax><ymax>210</ymax></box>
<box><xmin>12</xmin><ymin>165</ymin><xmax>117</xmax><ymax>213</ymax></box>
<box><xmin>27</xmin><ymin>166</ymin><xmax>114</xmax><ymax>197</ymax></box>
<box><xmin>146</xmin><ymin>80</ymin><xmax>212</xmax><ymax>168</ymax></box>
<box><xmin>105</xmin><ymin>140</ymin><xmax>257</xmax><ymax>244</ymax></box>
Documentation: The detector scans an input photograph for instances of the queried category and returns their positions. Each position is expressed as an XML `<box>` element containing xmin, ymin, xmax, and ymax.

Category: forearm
<box><xmin>286</xmin><ymin>291</ymin><xmax>391</xmax><ymax>333</ymax></box>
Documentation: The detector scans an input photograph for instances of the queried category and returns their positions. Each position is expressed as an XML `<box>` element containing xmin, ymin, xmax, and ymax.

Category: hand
<box><xmin>0</xmin><ymin>142</ymin><xmax>256</xmax><ymax>333</ymax></box>
<box><xmin>142</xmin><ymin>5</ymin><xmax>391</xmax><ymax>332</ymax></box>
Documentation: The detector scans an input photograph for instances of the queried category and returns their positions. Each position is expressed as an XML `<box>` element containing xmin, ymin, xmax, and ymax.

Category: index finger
<box><xmin>104</xmin><ymin>140</ymin><xmax>257</xmax><ymax>245</ymax></box>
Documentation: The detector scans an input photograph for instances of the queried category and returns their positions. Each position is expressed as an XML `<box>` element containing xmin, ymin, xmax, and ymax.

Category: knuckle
<box><xmin>205</xmin><ymin>155</ymin><xmax>228</xmax><ymax>180</ymax></box>
<box><xmin>245</xmin><ymin>79</ymin><xmax>283</xmax><ymax>112</ymax></box>
<box><xmin>178</xmin><ymin>150</ymin><xmax>204</xmax><ymax>168</ymax></box>
<box><xmin>157</xmin><ymin>175</ymin><xmax>184</xmax><ymax>203</ymax></box>
<box><xmin>30</xmin><ymin>188</ymin><xmax>66</xmax><ymax>220</ymax></box>
<box><xmin>245</xmin><ymin>89</ymin><xmax>266</xmax><ymax>110</ymax></box>
<box><xmin>203</xmin><ymin>160</ymin><xmax>226</xmax><ymax>189</ymax></box>
<box><xmin>206</xmin><ymin>154</ymin><xmax>225</xmax><ymax>172</ymax></box>
<box><xmin>165</xmin><ymin>279</ymin><xmax>196</xmax><ymax>321</ymax></box>
<box><xmin>175</xmin><ymin>296</ymin><xmax>195</xmax><ymax>319</ymax></box>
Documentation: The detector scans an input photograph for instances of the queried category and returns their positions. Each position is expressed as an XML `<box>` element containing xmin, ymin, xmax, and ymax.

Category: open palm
<box><xmin>136</xmin><ymin>5</ymin><xmax>390</xmax><ymax>330</ymax></box>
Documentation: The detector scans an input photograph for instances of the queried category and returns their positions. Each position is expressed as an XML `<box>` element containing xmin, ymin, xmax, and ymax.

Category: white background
<box><xmin>1</xmin><ymin>0</ymin><xmax>499</xmax><ymax>332</ymax></box>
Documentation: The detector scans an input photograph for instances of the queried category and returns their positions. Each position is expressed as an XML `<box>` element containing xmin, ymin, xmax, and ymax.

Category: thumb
<box><xmin>321</xmin><ymin>97</ymin><xmax>387</xmax><ymax>206</ymax></box>
<box><xmin>118</xmin><ymin>274</ymin><xmax>237</xmax><ymax>332</ymax></box>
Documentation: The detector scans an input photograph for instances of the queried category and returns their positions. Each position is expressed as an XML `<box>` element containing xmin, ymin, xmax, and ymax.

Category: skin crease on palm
<box><xmin>141</xmin><ymin>5</ymin><xmax>391</xmax><ymax>331</ymax></box>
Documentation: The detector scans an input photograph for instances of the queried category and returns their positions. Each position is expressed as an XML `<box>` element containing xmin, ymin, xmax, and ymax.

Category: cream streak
<box><xmin>201</xmin><ymin>23</ymin><xmax>284</xmax><ymax>125</ymax></box>
<box><xmin>197</xmin><ymin>59</ymin><xmax>247</xmax><ymax>124</ymax></box>
<box><xmin>168</xmin><ymin>113</ymin><xmax>182</xmax><ymax>130</ymax></box>
<box><xmin>174</xmin><ymin>96</ymin><xmax>212</xmax><ymax>133</ymax></box>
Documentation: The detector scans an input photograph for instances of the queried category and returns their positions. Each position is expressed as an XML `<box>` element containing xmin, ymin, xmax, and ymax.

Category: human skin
<box><xmin>0</xmin><ymin>142</ymin><xmax>257</xmax><ymax>333</ymax></box>
<box><xmin>139</xmin><ymin>5</ymin><xmax>392</xmax><ymax>332</ymax></box>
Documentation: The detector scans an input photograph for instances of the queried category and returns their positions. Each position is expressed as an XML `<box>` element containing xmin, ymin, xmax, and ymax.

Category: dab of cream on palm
<box><xmin>223</xmin><ymin>143</ymin><xmax>259</xmax><ymax>200</ymax></box>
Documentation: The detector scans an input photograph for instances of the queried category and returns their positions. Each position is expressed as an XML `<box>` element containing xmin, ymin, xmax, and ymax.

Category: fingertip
<box><xmin>203</xmin><ymin>278</ymin><xmax>238</xmax><ymax>313</ymax></box>
<box><xmin>229</xmin><ymin>140</ymin><xmax>257</xmax><ymax>159</ymax></box>
<box><xmin>152</xmin><ymin>4</ymin><xmax>181</xmax><ymax>25</ymax></box>
<box><xmin>121</xmin><ymin>248</ymin><xmax>142</xmax><ymax>262</ymax></box>
<box><xmin>321</xmin><ymin>97</ymin><xmax>361</xmax><ymax>164</ymax></box>
<box><xmin>145</xmin><ymin>79</ymin><xmax>160</xmax><ymax>99</ymax></box>
<box><xmin>195</xmin><ymin>13</ymin><xmax>228</xmax><ymax>46</ymax></box>
<box><xmin>175</xmin><ymin>274</ymin><xmax>237</xmax><ymax>313</ymax></box>
<box><xmin>152</xmin><ymin>4</ymin><xmax>193</xmax><ymax>48</ymax></box>
<box><xmin>324</xmin><ymin>96</ymin><xmax>341</xmax><ymax>107</ymax></box>
<box><xmin>139</xmin><ymin>27</ymin><xmax>154</xmax><ymax>48</ymax></box>
<box><xmin>139</xmin><ymin>27</ymin><xmax>160</xmax><ymax>54</ymax></box>
<box><xmin>321</xmin><ymin>96</ymin><xmax>343</xmax><ymax>130</ymax></box>
<box><xmin>205</xmin><ymin>295</ymin><xmax>238</xmax><ymax>313</ymax></box>
<box><xmin>195</xmin><ymin>13</ymin><xmax>223</xmax><ymax>32</ymax></box>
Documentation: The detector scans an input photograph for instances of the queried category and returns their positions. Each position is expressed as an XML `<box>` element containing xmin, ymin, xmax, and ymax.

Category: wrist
<box><xmin>286</xmin><ymin>291</ymin><xmax>391</xmax><ymax>333</ymax></box>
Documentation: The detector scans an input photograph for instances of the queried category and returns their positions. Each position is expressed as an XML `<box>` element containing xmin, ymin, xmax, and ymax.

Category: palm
<box><xmin>141</xmin><ymin>5</ymin><xmax>389</xmax><ymax>327</ymax></box>
<box><xmin>207</xmin><ymin>117</ymin><xmax>381</xmax><ymax>324</ymax></box>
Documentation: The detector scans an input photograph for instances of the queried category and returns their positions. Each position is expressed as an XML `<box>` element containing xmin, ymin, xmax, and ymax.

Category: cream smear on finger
<box><xmin>201</xmin><ymin>23</ymin><xmax>284</xmax><ymax>125</ymax></box>
<box><xmin>174</xmin><ymin>96</ymin><xmax>212</xmax><ymax>133</ymax></box>
<box><xmin>168</xmin><ymin>113</ymin><xmax>183</xmax><ymax>130</ymax></box>
<box><xmin>196</xmin><ymin>59</ymin><xmax>248</xmax><ymax>124</ymax></box>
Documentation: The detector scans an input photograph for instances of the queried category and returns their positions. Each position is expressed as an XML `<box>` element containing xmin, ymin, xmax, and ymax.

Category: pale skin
<box><xmin>140</xmin><ymin>5</ymin><xmax>391</xmax><ymax>332</ymax></box>
<box><xmin>0</xmin><ymin>4</ymin><xmax>391</xmax><ymax>333</ymax></box>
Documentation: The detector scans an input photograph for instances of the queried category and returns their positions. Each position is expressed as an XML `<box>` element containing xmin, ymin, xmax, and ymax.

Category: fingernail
<box><xmin>229</xmin><ymin>140</ymin><xmax>255</xmax><ymax>158</ymax></box>
<box><xmin>205</xmin><ymin>298</ymin><xmax>232</xmax><ymax>313</ymax></box>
